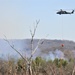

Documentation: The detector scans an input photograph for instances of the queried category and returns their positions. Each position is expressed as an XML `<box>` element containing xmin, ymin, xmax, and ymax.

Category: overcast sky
<box><xmin>0</xmin><ymin>0</ymin><xmax>75</xmax><ymax>41</ymax></box>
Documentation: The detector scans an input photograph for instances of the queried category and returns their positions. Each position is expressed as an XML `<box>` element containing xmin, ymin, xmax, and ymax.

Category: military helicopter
<box><xmin>56</xmin><ymin>9</ymin><xmax>74</xmax><ymax>15</ymax></box>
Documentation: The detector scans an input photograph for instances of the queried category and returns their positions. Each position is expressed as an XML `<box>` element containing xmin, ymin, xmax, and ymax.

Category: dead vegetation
<box><xmin>0</xmin><ymin>57</ymin><xmax>75</xmax><ymax>75</ymax></box>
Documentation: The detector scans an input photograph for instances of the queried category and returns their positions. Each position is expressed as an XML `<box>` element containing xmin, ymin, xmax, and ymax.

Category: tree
<box><xmin>4</xmin><ymin>20</ymin><xmax>46</xmax><ymax>75</ymax></box>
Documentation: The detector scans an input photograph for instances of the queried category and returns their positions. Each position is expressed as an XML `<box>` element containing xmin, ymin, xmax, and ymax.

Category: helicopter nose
<box><xmin>56</xmin><ymin>12</ymin><xmax>58</xmax><ymax>14</ymax></box>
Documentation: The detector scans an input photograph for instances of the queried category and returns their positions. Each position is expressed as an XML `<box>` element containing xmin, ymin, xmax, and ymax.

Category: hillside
<box><xmin>0</xmin><ymin>39</ymin><xmax>75</xmax><ymax>59</ymax></box>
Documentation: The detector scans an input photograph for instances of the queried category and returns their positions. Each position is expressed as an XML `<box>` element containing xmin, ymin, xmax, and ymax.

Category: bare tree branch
<box><xmin>30</xmin><ymin>29</ymin><xmax>33</xmax><ymax>37</ymax></box>
<box><xmin>72</xmin><ymin>65</ymin><xmax>75</xmax><ymax>75</ymax></box>
<box><xmin>30</xmin><ymin>19</ymin><xmax>40</xmax><ymax>43</ymax></box>
<box><xmin>31</xmin><ymin>34</ymin><xmax>49</xmax><ymax>58</ymax></box>
<box><xmin>4</xmin><ymin>37</ymin><xmax>28</xmax><ymax>63</ymax></box>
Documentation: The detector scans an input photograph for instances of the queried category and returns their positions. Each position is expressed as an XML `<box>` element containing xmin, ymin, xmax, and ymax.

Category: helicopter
<box><xmin>56</xmin><ymin>9</ymin><xmax>74</xmax><ymax>15</ymax></box>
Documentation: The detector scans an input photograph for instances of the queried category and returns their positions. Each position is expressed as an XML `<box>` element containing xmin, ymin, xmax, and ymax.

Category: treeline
<box><xmin>0</xmin><ymin>57</ymin><xmax>75</xmax><ymax>75</ymax></box>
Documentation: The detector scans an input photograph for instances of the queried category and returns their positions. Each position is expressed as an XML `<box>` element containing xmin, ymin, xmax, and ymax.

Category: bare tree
<box><xmin>4</xmin><ymin>20</ymin><xmax>47</xmax><ymax>75</ymax></box>
<box><xmin>72</xmin><ymin>65</ymin><xmax>75</xmax><ymax>75</ymax></box>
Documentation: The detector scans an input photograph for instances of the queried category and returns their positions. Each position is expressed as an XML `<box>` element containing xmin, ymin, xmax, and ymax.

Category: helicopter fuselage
<box><xmin>57</xmin><ymin>10</ymin><xmax>74</xmax><ymax>15</ymax></box>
